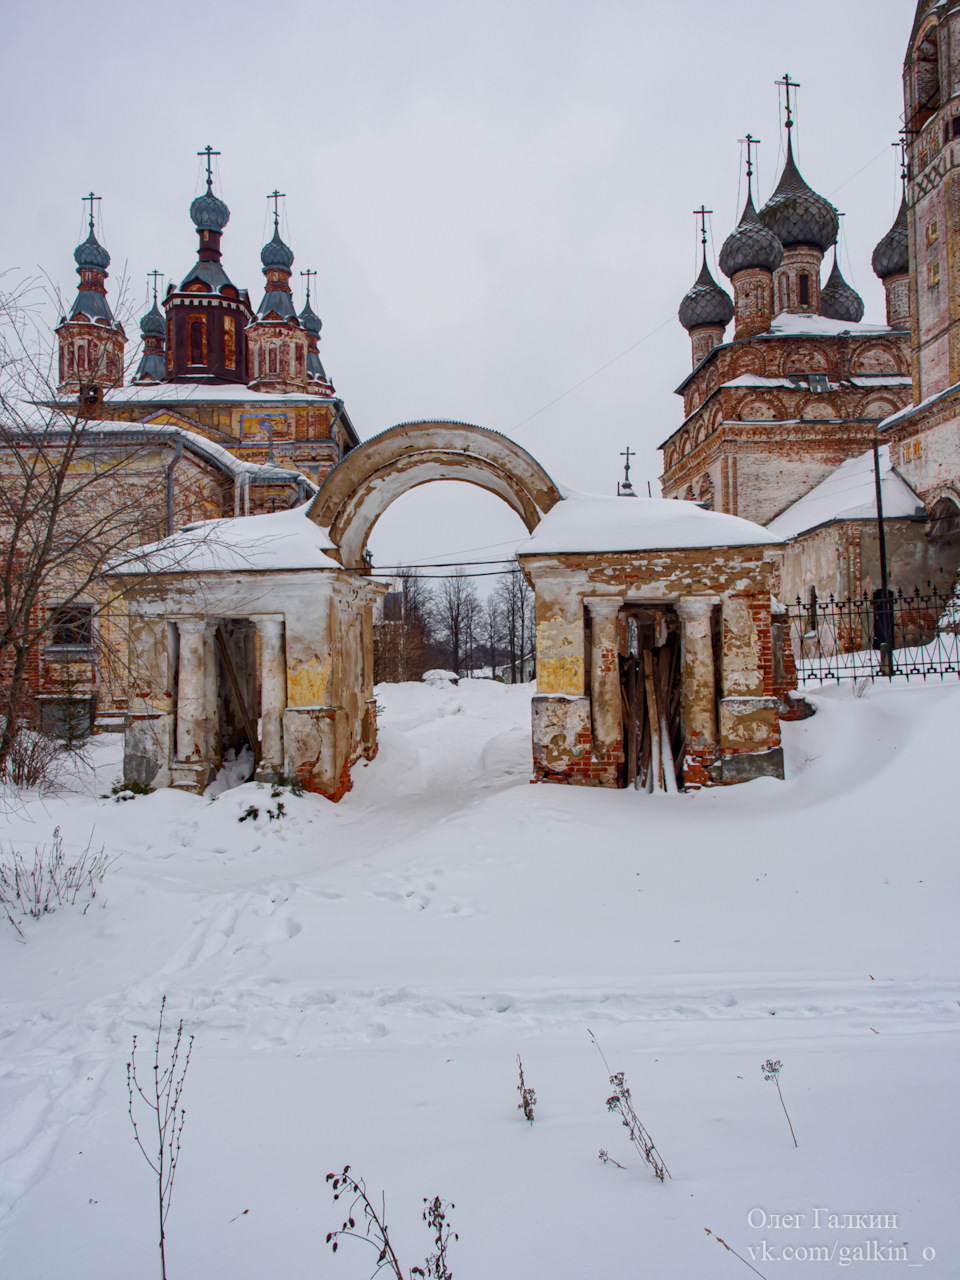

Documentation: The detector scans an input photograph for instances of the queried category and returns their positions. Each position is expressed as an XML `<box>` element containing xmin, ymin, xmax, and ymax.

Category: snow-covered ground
<box><xmin>0</xmin><ymin>677</ymin><xmax>957</xmax><ymax>1279</ymax></box>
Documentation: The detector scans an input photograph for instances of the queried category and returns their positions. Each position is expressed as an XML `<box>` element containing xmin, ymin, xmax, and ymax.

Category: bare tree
<box><xmin>373</xmin><ymin>567</ymin><xmax>437</xmax><ymax>683</ymax></box>
<box><xmin>429</xmin><ymin>566</ymin><xmax>479</xmax><ymax>675</ymax></box>
<box><xmin>493</xmin><ymin>569</ymin><xmax>534</xmax><ymax>682</ymax></box>
<box><xmin>0</xmin><ymin>276</ymin><xmax>219</xmax><ymax>778</ymax></box>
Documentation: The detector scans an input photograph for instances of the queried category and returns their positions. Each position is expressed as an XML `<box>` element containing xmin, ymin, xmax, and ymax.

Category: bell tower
<box><xmin>246</xmin><ymin>191</ymin><xmax>310</xmax><ymax>394</ymax></box>
<box><xmin>56</xmin><ymin>192</ymin><xmax>126</xmax><ymax>403</ymax></box>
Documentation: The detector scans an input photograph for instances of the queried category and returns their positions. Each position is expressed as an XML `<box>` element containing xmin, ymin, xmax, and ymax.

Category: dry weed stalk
<box><xmin>127</xmin><ymin>997</ymin><xmax>194</xmax><ymax>1280</ymax></box>
<box><xmin>589</xmin><ymin>1029</ymin><xmax>670</xmax><ymax>1181</ymax></box>
<box><xmin>705</xmin><ymin>1227</ymin><xmax>770</xmax><ymax>1279</ymax></box>
<box><xmin>516</xmin><ymin>1055</ymin><xmax>536</xmax><ymax>1123</ymax></box>
<box><xmin>761</xmin><ymin>1058</ymin><xmax>797</xmax><ymax>1147</ymax></box>
<box><xmin>326</xmin><ymin>1166</ymin><xmax>456</xmax><ymax>1279</ymax></box>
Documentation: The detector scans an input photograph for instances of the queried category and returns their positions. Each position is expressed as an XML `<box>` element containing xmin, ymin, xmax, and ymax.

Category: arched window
<box><xmin>911</xmin><ymin>26</ymin><xmax>941</xmax><ymax>132</ymax></box>
<box><xmin>929</xmin><ymin>496</ymin><xmax>960</xmax><ymax>539</ymax></box>
<box><xmin>77</xmin><ymin>343</ymin><xmax>87</xmax><ymax>371</ymax></box>
<box><xmin>778</xmin><ymin>275</ymin><xmax>788</xmax><ymax>311</ymax></box>
<box><xmin>190</xmin><ymin>321</ymin><xmax>205</xmax><ymax>366</ymax></box>
<box><xmin>224</xmin><ymin>316</ymin><xmax>236</xmax><ymax>370</ymax></box>
<box><xmin>798</xmin><ymin>273</ymin><xmax>810</xmax><ymax>308</ymax></box>
<box><xmin>268</xmin><ymin>345</ymin><xmax>278</xmax><ymax>374</ymax></box>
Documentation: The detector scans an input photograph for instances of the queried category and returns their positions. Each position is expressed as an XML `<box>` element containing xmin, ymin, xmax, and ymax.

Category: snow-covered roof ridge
<box><xmin>44</xmin><ymin>418</ymin><xmax>319</xmax><ymax>491</ymax></box>
<box><xmin>98</xmin><ymin>382</ymin><xmax>340</xmax><ymax>405</ymax></box>
<box><xmin>518</xmin><ymin>489</ymin><xmax>781</xmax><ymax>555</ymax></box>
<box><xmin>766</xmin><ymin>446</ymin><xmax>924</xmax><ymax>540</ymax></box>
<box><xmin>764</xmin><ymin>313</ymin><xmax>898</xmax><ymax>338</ymax></box>
<box><xmin>108</xmin><ymin>504</ymin><xmax>340</xmax><ymax>576</ymax></box>
<box><xmin>879</xmin><ymin>380</ymin><xmax>960</xmax><ymax>433</ymax></box>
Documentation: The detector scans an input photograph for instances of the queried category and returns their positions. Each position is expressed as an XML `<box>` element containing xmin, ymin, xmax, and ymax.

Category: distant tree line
<box><xmin>373</xmin><ymin>566</ymin><xmax>535</xmax><ymax>683</ymax></box>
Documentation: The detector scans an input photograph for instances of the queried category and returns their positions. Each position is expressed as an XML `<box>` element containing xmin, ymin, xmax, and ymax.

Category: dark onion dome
<box><xmin>261</xmin><ymin>225</ymin><xmax>294</xmax><ymax>271</ymax></box>
<box><xmin>678</xmin><ymin>258</ymin><xmax>734</xmax><ymax>332</ymax></box>
<box><xmin>74</xmin><ymin>228</ymin><xmax>110</xmax><ymax>271</ymax></box>
<box><xmin>190</xmin><ymin>183</ymin><xmax>230</xmax><ymax>231</ymax></box>
<box><xmin>819</xmin><ymin>257</ymin><xmax>865</xmax><ymax>323</ymax></box>
<box><xmin>759</xmin><ymin>138</ymin><xmax>839</xmax><ymax>252</ymax></box>
<box><xmin>139</xmin><ymin>298</ymin><xmax>165</xmax><ymax>336</ymax></box>
<box><xmin>872</xmin><ymin>196</ymin><xmax>909</xmax><ymax>280</ymax></box>
<box><xmin>719</xmin><ymin>191</ymin><xmax>784</xmax><ymax>277</ymax></box>
<box><xmin>299</xmin><ymin>296</ymin><xmax>322</xmax><ymax>335</ymax></box>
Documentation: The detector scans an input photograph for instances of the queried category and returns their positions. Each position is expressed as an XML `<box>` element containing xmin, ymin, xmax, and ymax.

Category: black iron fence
<box><xmin>785</xmin><ymin>586</ymin><xmax>960</xmax><ymax>684</ymax></box>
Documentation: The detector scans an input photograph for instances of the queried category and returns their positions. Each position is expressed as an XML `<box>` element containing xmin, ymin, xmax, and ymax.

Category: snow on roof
<box><xmin>101</xmin><ymin>382</ymin><xmax>338</xmax><ymax>405</ymax></box>
<box><xmin>879</xmin><ymin>380</ymin><xmax>960</xmax><ymax>433</ymax></box>
<box><xmin>849</xmin><ymin>374</ymin><xmax>912</xmax><ymax>387</ymax></box>
<box><xmin>766</xmin><ymin>445</ymin><xmax>924</xmax><ymax>540</ymax></box>
<box><xmin>518</xmin><ymin>490</ymin><xmax>781</xmax><ymax>556</ymax></box>
<box><xmin>765</xmin><ymin>313</ymin><xmax>895</xmax><ymax>339</ymax></box>
<box><xmin>721</xmin><ymin>374</ymin><xmax>797</xmax><ymax>389</ymax></box>
<box><xmin>109</xmin><ymin>505</ymin><xmax>340</xmax><ymax>575</ymax></box>
<box><xmin>73</xmin><ymin>419</ymin><xmax>317</xmax><ymax>489</ymax></box>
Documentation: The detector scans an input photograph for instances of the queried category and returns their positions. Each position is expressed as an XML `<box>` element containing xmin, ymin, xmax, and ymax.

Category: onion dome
<box><xmin>74</xmin><ymin>228</ymin><xmax>110</xmax><ymax>271</ymax></box>
<box><xmin>719</xmin><ymin>191</ymin><xmax>783</xmax><ymax>277</ymax></box>
<box><xmin>759</xmin><ymin>138</ymin><xmax>839</xmax><ymax>252</ymax></box>
<box><xmin>819</xmin><ymin>256</ymin><xmax>864</xmax><ymax>323</ymax></box>
<box><xmin>261</xmin><ymin>225</ymin><xmax>294</xmax><ymax>270</ymax></box>
<box><xmin>678</xmin><ymin>258</ymin><xmax>734</xmax><ymax>332</ymax></box>
<box><xmin>872</xmin><ymin>196</ymin><xmax>909</xmax><ymax>280</ymax></box>
<box><xmin>139</xmin><ymin>299</ymin><xmax>165</xmax><ymax>336</ymax></box>
<box><xmin>299</xmin><ymin>296</ymin><xmax>322</xmax><ymax>335</ymax></box>
<box><xmin>190</xmin><ymin>181</ymin><xmax>230</xmax><ymax>231</ymax></box>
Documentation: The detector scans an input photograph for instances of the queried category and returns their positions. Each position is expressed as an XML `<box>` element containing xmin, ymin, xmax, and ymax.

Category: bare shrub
<box><xmin>0</xmin><ymin>825</ymin><xmax>111</xmax><ymax>938</ymax></box>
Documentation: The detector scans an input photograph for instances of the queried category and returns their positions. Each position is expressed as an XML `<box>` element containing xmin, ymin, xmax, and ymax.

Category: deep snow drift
<box><xmin>0</xmin><ymin>677</ymin><xmax>957</xmax><ymax>1278</ymax></box>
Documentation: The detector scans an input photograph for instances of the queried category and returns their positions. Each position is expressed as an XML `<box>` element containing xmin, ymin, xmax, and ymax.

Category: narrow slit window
<box><xmin>798</xmin><ymin>273</ymin><xmax>810</xmax><ymax>307</ymax></box>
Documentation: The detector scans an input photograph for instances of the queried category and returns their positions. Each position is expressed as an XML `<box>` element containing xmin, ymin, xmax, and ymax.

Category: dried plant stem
<box><xmin>516</xmin><ymin>1055</ymin><xmax>536</xmax><ymax>1123</ymax></box>
<box><xmin>705</xmin><ymin>1228</ymin><xmax>770</xmax><ymax>1280</ymax></box>
<box><xmin>773</xmin><ymin>1076</ymin><xmax>797</xmax><ymax>1147</ymax></box>
<box><xmin>127</xmin><ymin>996</ymin><xmax>194</xmax><ymax>1280</ymax></box>
<box><xmin>589</xmin><ymin>1029</ymin><xmax>670</xmax><ymax>1181</ymax></box>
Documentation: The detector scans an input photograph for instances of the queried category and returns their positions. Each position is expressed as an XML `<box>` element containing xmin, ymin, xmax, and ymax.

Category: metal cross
<box><xmin>775</xmin><ymin>74</ymin><xmax>800</xmax><ymax>130</ymax></box>
<box><xmin>300</xmin><ymin>268</ymin><xmax>316</xmax><ymax>302</ymax></box>
<box><xmin>147</xmin><ymin>269</ymin><xmax>163</xmax><ymax>302</ymax></box>
<box><xmin>82</xmin><ymin>191</ymin><xmax>101</xmax><ymax>232</ymax></box>
<box><xmin>693</xmin><ymin>205</ymin><xmax>712</xmax><ymax>248</ymax></box>
<box><xmin>740</xmin><ymin>133</ymin><xmax>760</xmax><ymax>180</ymax></box>
<box><xmin>198</xmin><ymin>145</ymin><xmax>220</xmax><ymax>190</ymax></box>
<box><xmin>621</xmin><ymin>445</ymin><xmax>635</xmax><ymax>485</ymax></box>
<box><xmin>267</xmin><ymin>189</ymin><xmax>286</xmax><ymax>226</ymax></box>
<box><xmin>893</xmin><ymin>134</ymin><xmax>909</xmax><ymax>187</ymax></box>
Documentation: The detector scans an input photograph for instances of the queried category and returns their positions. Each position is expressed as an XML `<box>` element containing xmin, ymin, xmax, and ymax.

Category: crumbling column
<box><xmin>174</xmin><ymin>617</ymin><xmax>208</xmax><ymax>764</ymax></box>
<box><xmin>676</xmin><ymin>597</ymin><xmax>718</xmax><ymax>787</ymax></box>
<box><xmin>585</xmin><ymin>598</ymin><xmax>623</xmax><ymax>769</ymax></box>
<box><xmin>255</xmin><ymin>616</ymin><xmax>286</xmax><ymax>776</ymax></box>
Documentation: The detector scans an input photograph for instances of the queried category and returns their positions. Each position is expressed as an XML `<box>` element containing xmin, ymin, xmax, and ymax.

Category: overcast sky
<box><xmin>2</xmin><ymin>0</ymin><xmax>914</xmax><ymax>567</ymax></box>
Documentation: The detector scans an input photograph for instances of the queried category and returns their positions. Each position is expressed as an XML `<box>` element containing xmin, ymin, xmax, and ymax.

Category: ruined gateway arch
<box><xmin>120</xmin><ymin>418</ymin><xmax>786</xmax><ymax>799</ymax></box>
<box><xmin>307</xmin><ymin>419</ymin><xmax>564</xmax><ymax>566</ymax></box>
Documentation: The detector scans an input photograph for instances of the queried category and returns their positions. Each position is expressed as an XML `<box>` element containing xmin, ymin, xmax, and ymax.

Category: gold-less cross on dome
<box><xmin>740</xmin><ymin>133</ymin><xmax>760</xmax><ymax>181</ymax></box>
<box><xmin>301</xmin><ymin>268</ymin><xmax>317</xmax><ymax>304</ymax></box>
<box><xmin>82</xmin><ymin>191</ymin><xmax>101</xmax><ymax>233</ymax></box>
<box><xmin>147</xmin><ymin>269</ymin><xmax>163</xmax><ymax>303</ymax></box>
<box><xmin>267</xmin><ymin>189</ymin><xmax>286</xmax><ymax>228</ymax></box>
<box><xmin>620</xmin><ymin>445</ymin><xmax>635</xmax><ymax>487</ymax></box>
<box><xmin>775</xmin><ymin>74</ymin><xmax>801</xmax><ymax>131</ymax></box>
<box><xmin>198</xmin><ymin>145</ymin><xmax>220</xmax><ymax>191</ymax></box>
<box><xmin>693</xmin><ymin>205</ymin><xmax>712</xmax><ymax>250</ymax></box>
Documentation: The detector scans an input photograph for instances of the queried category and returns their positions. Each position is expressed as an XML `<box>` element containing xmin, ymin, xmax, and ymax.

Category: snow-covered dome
<box><xmin>139</xmin><ymin>299</ymin><xmax>165</xmax><ymax>337</ymax></box>
<box><xmin>678</xmin><ymin>259</ymin><xmax>734</xmax><ymax>332</ymax></box>
<box><xmin>719</xmin><ymin>191</ymin><xmax>784</xmax><ymax>278</ymax></box>
<box><xmin>872</xmin><ymin>197</ymin><xmax>909</xmax><ymax>280</ymax></box>
<box><xmin>190</xmin><ymin>185</ymin><xmax>230</xmax><ymax>231</ymax></box>
<box><xmin>74</xmin><ymin>228</ymin><xmax>110</xmax><ymax>271</ymax></box>
<box><xmin>261</xmin><ymin>226</ymin><xmax>294</xmax><ymax>271</ymax></box>
<box><xmin>819</xmin><ymin>258</ymin><xmax>864</xmax><ymax>323</ymax></box>
<box><xmin>759</xmin><ymin>140</ymin><xmax>839</xmax><ymax>253</ymax></box>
